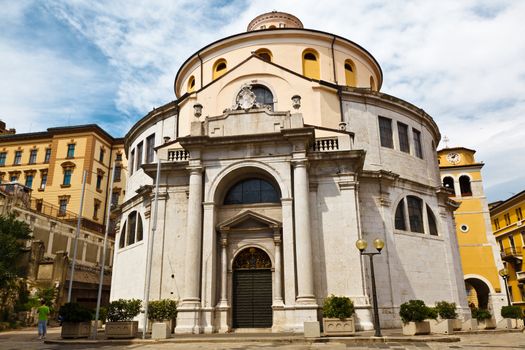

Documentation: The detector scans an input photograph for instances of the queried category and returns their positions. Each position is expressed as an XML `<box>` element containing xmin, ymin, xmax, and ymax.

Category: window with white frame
<box><xmin>394</xmin><ymin>195</ymin><xmax>438</xmax><ymax>236</ymax></box>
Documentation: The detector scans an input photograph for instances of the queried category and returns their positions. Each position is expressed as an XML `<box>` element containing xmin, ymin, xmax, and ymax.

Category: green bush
<box><xmin>501</xmin><ymin>306</ymin><xmax>523</xmax><ymax>320</ymax></box>
<box><xmin>107</xmin><ymin>299</ymin><xmax>142</xmax><ymax>322</ymax></box>
<box><xmin>471</xmin><ymin>307</ymin><xmax>491</xmax><ymax>321</ymax></box>
<box><xmin>322</xmin><ymin>295</ymin><xmax>355</xmax><ymax>320</ymax></box>
<box><xmin>399</xmin><ymin>300</ymin><xmax>435</xmax><ymax>324</ymax></box>
<box><xmin>148</xmin><ymin>299</ymin><xmax>178</xmax><ymax>321</ymax></box>
<box><xmin>97</xmin><ymin>307</ymin><xmax>108</xmax><ymax>323</ymax></box>
<box><xmin>58</xmin><ymin>303</ymin><xmax>93</xmax><ymax>323</ymax></box>
<box><xmin>435</xmin><ymin>301</ymin><xmax>458</xmax><ymax>319</ymax></box>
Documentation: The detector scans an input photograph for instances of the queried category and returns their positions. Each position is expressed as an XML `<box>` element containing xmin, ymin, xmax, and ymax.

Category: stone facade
<box><xmin>111</xmin><ymin>12</ymin><xmax>470</xmax><ymax>333</ymax></box>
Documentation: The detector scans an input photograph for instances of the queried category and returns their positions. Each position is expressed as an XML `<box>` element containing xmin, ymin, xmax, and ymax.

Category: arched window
<box><xmin>395</xmin><ymin>201</ymin><xmax>406</xmax><ymax>230</ymax></box>
<box><xmin>136</xmin><ymin>214</ymin><xmax>143</xmax><ymax>241</ymax></box>
<box><xmin>119</xmin><ymin>222</ymin><xmax>126</xmax><ymax>248</ymax></box>
<box><xmin>344</xmin><ymin>59</ymin><xmax>356</xmax><ymax>87</ymax></box>
<box><xmin>302</xmin><ymin>49</ymin><xmax>320</xmax><ymax>80</ymax></box>
<box><xmin>255</xmin><ymin>48</ymin><xmax>272</xmax><ymax>62</ymax></box>
<box><xmin>459</xmin><ymin>175</ymin><xmax>472</xmax><ymax>196</ymax></box>
<box><xmin>443</xmin><ymin>176</ymin><xmax>455</xmax><ymax>195</ymax></box>
<box><xmin>370</xmin><ymin>76</ymin><xmax>376</xmax><ymax>91</ymax></box>
<box><xmin>407</xmin><ymin>196</ymin><xmax>424</xmax><ymax>233</ymax></box>
<box><xmin>213</xmin><ymin>59</ymin><xmax>227</xmax><ymax>80</ymax></box>
<box><xmin>224</xmin><ymin>178</ymin><xmax>280</xmax><ymax>205</ymax></box>
<box><xmin>127</xmin><ymin>211</ymin><xmax>137</xmax><ymax>246</ymax></box>
<box><xmin>187</xmin><ymin>76</ymin><xmax>195</xmax><ymax>93</ymax></box>
<box><xmin>251</xmin><ymin>84</ymin><xmax>274</xmax><ymax>111</ymax></box>
<box><xmin>427</xmin><ymin>205</ymin><xmax>438</xmax><ymax>236</ymax></box>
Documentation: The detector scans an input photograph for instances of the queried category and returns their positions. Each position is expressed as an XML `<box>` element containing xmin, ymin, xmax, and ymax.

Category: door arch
<box><xmin>465</xmin><ymin>277</ymin><xmax>491</xmax><ymax>309</ymax></box>
<box><xmin>232</xmin><ymin>247</ymin><xmax>273</xmax><ymax>328</ymax></box>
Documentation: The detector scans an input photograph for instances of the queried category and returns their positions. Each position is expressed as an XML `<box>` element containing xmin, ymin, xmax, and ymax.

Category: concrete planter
<box><xmin>429</xmin><ymin>318</ymin><xmax>454</xmax><ymax>334</ymax></box>
<box><xmin>452</xmin><ymin>318</ymin><xmax>462</xmax><ymax>331</ymax></box>
<box><xmin>477</xmin><ymin>318</ymin><xmax>496</xmax><ymax>330</ymax></box>
<box><xmin>497</xmin><ymin>318</ymin><xmax>524</xmax><ymax>329</ymax></box>
<box><xmin>105</xmin><ymin>321</ymin><xmax>139</xmax><ymax>338</ymax></box>
<box><xmin>61</xmin><ymin>322</ymin><xmax>91</xmax><ymax>339</ymax></box>
<box><xmin>152</xmin><ymin>322</ymin><xmax>170</xmax><ymax>339</ymax></box>
<box><xmin>402</xmin><ymin>321</ymin><xmax>430</xmax><ymax>335</ymax></box>
<box><xmin>148</xmin><ymin>319</ymin><xmax>174</xmax><ymax>333</ymax></box>
<box><xmin>322</xmin><ymin>317</ymin><xmax>355</xmax><ymax>336</ymax></box>
<box><xmin>461</xmin><ymin>319</ymin><xmax>478</xmax><ymax>331</ymax></box>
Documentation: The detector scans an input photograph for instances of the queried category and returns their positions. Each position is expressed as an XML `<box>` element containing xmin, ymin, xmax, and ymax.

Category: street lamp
<box><xmin>499</xmin><ymin>268</ymin><xmax>511</xmax><ymax>306</ymax></box>
<box><xmin>356</xmin><ymin>238</ymin><xmax>385</xmax><ymax>337</ymax></box>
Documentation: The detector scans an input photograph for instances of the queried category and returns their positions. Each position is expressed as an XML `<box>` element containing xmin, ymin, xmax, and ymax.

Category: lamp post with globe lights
<box><xmin>499</xmin><ymin>267</ymin><xmax>511</xmax><ymax>306</ymax></box>
<box><xmin>355</xmin><ymin>238</ymin><xmax>385</xmax><ymax>337</ymax></box>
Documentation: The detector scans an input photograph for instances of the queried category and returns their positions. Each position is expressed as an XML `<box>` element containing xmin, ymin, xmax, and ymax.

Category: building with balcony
<box><xmin>0</xmin><ymin>124</ymin><xmax>127</xmax><ymax>307</ymax></box>
<box><xmin>438</xmin><ymin>147</ymin><xmax>507</xmax><ymax>320</ymax></box>
<box><xmin>111</xmin><ymin>11</ymin><xmax>469</xmax><ymax>333</ymax></box>
<box><xmin>490</xmin><ymin>190</ymin><xmax>525</xmax><ymax>310</ymax></box>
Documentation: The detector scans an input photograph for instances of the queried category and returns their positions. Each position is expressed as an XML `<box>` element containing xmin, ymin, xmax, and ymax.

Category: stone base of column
<box><xmin>200</xmin><ymin>307</ymin><xmax>215</xmax><ymax>334</ymax></box>
<box><xmin>293</xmin><ymin>304</ymin><xmax>318</xmax><ymax>331</ymax></box>
<box><xmin>215</xmin><ymin>305</ymin><xmax>230</xmax><ymax>333</ymax></box>
<box><xmin>175</xmin><ymin>300</ymin><xmax>201</xmax><ymax>334</ymax></box>
<box><xmin>296</xmin><ymin>295</ymin><xmax>317</xmax><ymax>305</ymax></box>
<box><xmin>354</xmin><ymin>306</ymin><xmax>374</xmax><ymax>331</ymax></box>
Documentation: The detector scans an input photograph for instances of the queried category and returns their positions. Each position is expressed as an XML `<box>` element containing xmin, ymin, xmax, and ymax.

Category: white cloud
<box><xmin>1</xmin><ymin>0</ymin><xmax>523</xmax><ymax>201</ymax></box>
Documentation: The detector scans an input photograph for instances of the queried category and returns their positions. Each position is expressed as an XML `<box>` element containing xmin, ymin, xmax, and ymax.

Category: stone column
<box><xmin>176</xmin><ymin>165</ymin><xmax>203</xmax><ymax>334</ymax></box>
<box><xmin>281</xmin><ymin>198</ymin><xmax>296</xmax><ymax>305</ymax></box>
<box><xmin>47</xmin><ymin>230</ymin><xmax>55</xmax><ymax>255</ymax></box>
<box><xmin>273</xmin><ymin>229</ymin><xmax>283</xmax><ymax>306</ymax></box>
<box><xmin>422</xmin><ymin>201</ymin><xmax>430</xmax><ymax>235</ymax></box>
<box><xmin>219</xmin><ymin>234</ymin><xmax>228</xmax><ymax>306</ymax></box>
<box><xmin>403</xmin><ymin>198</ymin><xmax>410</xmax><ymax>231</ymax></box>
<box><xmin>292</xmin><ymin>159</ymin><xmax>316</xmax><ymax>304</ymax></box>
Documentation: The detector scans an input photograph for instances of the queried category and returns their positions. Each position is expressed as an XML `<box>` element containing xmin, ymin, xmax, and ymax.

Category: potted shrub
<box><xmin>429</xmin><ymin>301</ymin><xmax>460</xmax><ymax>333</ymax></box>
<box><xmin>105</xmin><ymin>299</ymin><xmax>142</xmax><ymax>338</ymax></box>
<box><xmin>500</xmin><ymin>305</ymin><xmax>524</xmax><ymax>329</ymax></box>
<box><xmin>471</xmin><ymin>308</ymin><xmax>495</xmax><ymax>329</ymax></box>
<box><xmin>147</xmin><ymin>299</ymin><xmax>178</xmax><ymax>338</ymax></box>
<box><xmin>59</xmin><ymin>303</ymin><xmax>92</xmax><ymax>339</ymax></box>
<box><xmin>322</xmin><ymin>295</ymin><xmax>355</xmax><ymax>335</ymax></box>
<box><xmin>399</xmin><ymin>300</ymin><xmax>433</xmax><ymax>335</ymax></box>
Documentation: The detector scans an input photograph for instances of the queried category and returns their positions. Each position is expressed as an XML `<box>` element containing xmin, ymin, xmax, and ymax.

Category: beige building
<box><xmin>112</xmin><ymin>11</ymin><xmax>469</xmax><ymax>333</ymax></box>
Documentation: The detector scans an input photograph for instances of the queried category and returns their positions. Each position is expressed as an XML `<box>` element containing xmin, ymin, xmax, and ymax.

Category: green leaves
<box><xmin>322</xmin><ymin>295</ymin><xmax>355</xmax><ymax>319</ymax></box>
<box><xmin>107</xmin><ymin>299</ymin><xmax>142</xmax><ymax>322</ymax></box>
<box><xmin>59</xmin><ymin>302</ymin><xmax>93</xmax><ymax>322</ymax></box>
<box><xmin>0</xmin><ymin>214</ymin><xmax>32</xmax><ymax>288</ymax></box>
<box><xmin>501</xmin><ymin>306</ymin><xmax>522</xmax><ymax>320</ymax></box>
<box><xmin>147</xmin><ymin>299</ymin><xmax>178</xmax><ymax>321</ymax></box>
<box><xmin>399</xmin><ymin>300</ymin><xmax>436</xmax><ymax>324</ymax></box>
<box><xmin>435</xmin><ymin>301</ymin><xmax>458</xmax><ymax>319</ymax></box>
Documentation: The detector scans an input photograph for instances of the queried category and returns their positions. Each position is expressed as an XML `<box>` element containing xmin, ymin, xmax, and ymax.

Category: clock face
<box><xmin>447</xmin><ymin>152</ymin><xmax>461</xmax><ymax>164</ymax></box>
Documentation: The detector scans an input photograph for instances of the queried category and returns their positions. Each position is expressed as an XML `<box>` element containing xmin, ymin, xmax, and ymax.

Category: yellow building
<box><xmin>490</xmin><ymin>190</ymin><xmax>525</xmax><ymax>310</ymax></box>
<box><xmin>438</xmin><ymin>147</ymin><xmax>507</xmax><ymax>318</ymax></box>
<box><xmin>0</xmin><ymin>124</ymin><xmax>127</xmax><ymax>231</ymax></box>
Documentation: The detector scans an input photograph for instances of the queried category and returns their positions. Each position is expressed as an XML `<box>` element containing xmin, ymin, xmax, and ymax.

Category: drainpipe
<box><xmin>197</xmin><ymin>52</ymin><xmax>204</xmax><ymax>88</ymax></box>
<box><xmin>331</xmin><ymin>36</ymin><xmax>337</xmax><ymax>84</ymax></box>
<box><xmin>331</xmin><ymin>36</ymin><xmax>344</xmax><ymax>123</ymax></box>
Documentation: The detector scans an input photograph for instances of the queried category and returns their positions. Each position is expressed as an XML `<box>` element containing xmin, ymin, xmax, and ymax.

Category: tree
<box><xmin>0</xmin><ymin>214</ymin><xmax>32</xmax><ymax>320</ymax></box>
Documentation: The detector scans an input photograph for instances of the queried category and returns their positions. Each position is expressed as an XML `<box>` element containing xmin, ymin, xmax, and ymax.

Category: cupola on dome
<box><xmin>247</xmin><ymin>11</ymin><xmax>303</xmax><ymax>31</ymax></box>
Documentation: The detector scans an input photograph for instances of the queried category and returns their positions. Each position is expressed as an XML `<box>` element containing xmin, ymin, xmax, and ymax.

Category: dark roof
<box><xmin>489</xmin><ymin>189</ymin><xmax>525</xmax><ymax>213</ymax></box>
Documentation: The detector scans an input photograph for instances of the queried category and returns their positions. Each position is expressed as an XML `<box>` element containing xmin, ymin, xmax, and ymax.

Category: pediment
<box><xmin>217</xmin><ymin>210</ymin><xmax>281</xmax><ymax>232</ymax></box>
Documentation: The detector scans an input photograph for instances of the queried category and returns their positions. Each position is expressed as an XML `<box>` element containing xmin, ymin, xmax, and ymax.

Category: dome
<box><xmin>247</xmin><ymin>11</ymin><xmax>303</xmax><ymax>31</ymax></box>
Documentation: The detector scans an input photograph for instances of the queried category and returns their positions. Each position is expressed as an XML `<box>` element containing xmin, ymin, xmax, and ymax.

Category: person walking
<box><xmin>36</xmin><ymin>299</ymin><xmax>50</xmax><ymax>340</ymax></box>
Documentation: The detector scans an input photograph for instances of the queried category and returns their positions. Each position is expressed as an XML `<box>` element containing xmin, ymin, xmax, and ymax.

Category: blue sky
<box><xmin>0</xmin><ymin>0</ymin><xmax>523</xmax><ymax>202</ymax></box>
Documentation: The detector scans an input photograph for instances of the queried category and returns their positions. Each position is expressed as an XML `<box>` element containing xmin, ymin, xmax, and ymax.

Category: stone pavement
<box><xmin>0</xmin><ymin>326</ymin><xmax>524</xmax><ymax>350</ymax></box>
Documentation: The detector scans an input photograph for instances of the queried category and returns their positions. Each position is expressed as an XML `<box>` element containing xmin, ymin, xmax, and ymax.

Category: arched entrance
<box><xmin>465</xmin><ymin>278</ymin><xmax>491</xmax><ymax>309</ymax></box>
<box><xmin>232</xmin><ymin>247</ymin><xmax>273</xmax><ymax>328</ymax></box>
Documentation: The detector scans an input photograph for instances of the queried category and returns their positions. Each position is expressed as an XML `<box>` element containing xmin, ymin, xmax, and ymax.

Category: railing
<box><xmin>167</xmin><ymin>149</ymin><xmax>189</xmax><ymax>161</ymax></box>
<box><xmin>311</xmin><ymin>137</ymin><xmax>339</xmax><ymax>152</ymax></box>
<box><xmin>501</xmin><ymin>246</ymin><xmax>522</xmax><ymax>260</ymax></box>
<box><xmin>29</xmin><ymin>198</ymin><xmax>105</xmax><ymax>234</ymax></box>
<box><xmin>516</xmin><ymin>270</ymin><xmax>525</xmax><ymax>282</ymax></box>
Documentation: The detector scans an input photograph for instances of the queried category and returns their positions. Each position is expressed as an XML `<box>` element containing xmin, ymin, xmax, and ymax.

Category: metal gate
<box><xmin>232</xmin><ymin>269</ymin><xmax>273</xmax><ymax>328</ymax></box>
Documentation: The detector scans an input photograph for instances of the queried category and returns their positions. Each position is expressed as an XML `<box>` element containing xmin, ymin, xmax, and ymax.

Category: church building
<box><xmin>111</xmin><ymin>11</ymin><xmax>469</xmax><ymax>333</ymax></box>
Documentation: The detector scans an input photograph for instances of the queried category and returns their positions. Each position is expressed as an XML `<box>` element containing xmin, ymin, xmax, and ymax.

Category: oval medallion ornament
<box><xmin>236</xmin><ymin>84</ymin><xmax>257</xmax><ymax>110</ymax></box>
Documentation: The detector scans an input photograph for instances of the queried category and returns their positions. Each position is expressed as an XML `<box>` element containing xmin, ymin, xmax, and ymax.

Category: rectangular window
<box><xmin>114</xmin><ymin>165</ymin><xmax>122</xmax><ymax>182</ymax></box>
<box><xmin>63</xmin><ymin>169</ymin><xmax>72</xmax><ymax>186</ymax></box>
<box><xmin>67</xmin><ymin>144</ymin><xmax>75</xmax><ymax>158</ymax></box>
<box><xmin>10</xmin><ymin>174</ymin><xmax>18</xmax><ymax>182</ymax></box>
<box><xmin>25</xmin><ymin>174</ymin><xmax>33</xmax><ymax>188</ymax></box>
<box><xmin>494</xmin><ymin>218</ymin><xmax>500</xmax><ymax>230</ymax></box>
<box><xmin>509</xmin><ymin>235</ymin><xmax>516</xmax><ymax>250</ymax></box>
<box><xmin>517</xmin><ymin>208</ymin><xmax>523</xmax><ymax>221</ymax></box>
<box><xmin>14</xmin><ymin>151</ymin><xmax>22</xmax><ymax>165</ymax></box>
<box><xmin>378</xmin><ymin>116</ymin><xmax>393</xmax><ymax>148</ymax></box>
<box><xmin>407</xmin><ymin>196</ymin><xmax>424</xmax><ymax>233</ymax></box>
<box><xmin>59</xmin><ymin>199</ymin><xmax>67</xmax><ymax>216</ymax></box>
<box><xmin>129</xmin><ymin>150</ymin><xmax>135</xmax><ymax>175</ymax></box>
<box><xmin>521</xmin><ymin>231</ymin><xmax>525</xmax><ymax>246</ymax></box>
<box><xmin>111</xmin><ymin>191</ymin><xmax>120</xmax><ymax>207</ymax></box>
<box><xmin>146</xmin><ymin>134</ymin><xmax>155</xmax><ymax>163</ymax></box>
<box><xmin>44</xmin><ymin>148</ymin><xmax>51</xmax><ymax>163</ymax></box>
<box><xmin>413</xmin><ymin>129</ymin><xmax>423</xmax><ymax>158</ymax></box>
<box><xmin>116</xmin><ymin>153</ymin><xmax>122</xmax><ymax>161</ymax></box>
<box><xmin>136</xmin><ymin>142</ymin><xmax>143</xmax><ymax>170</ymax></box>
<box><xmin>0</xmin><ymin>152</ymin><xmax>6</xmax><ymax>166</ymax></box>
<box><xmin>93</xmin><ymin>201</ymin><xmax>100</xmax><ymax>219</ymax></box>
<box><xmin>504</xmin><ymin>213</ymin><xmax>511</xmax><ymax>226</ymax></box>
<box><xmin>498</xmin><ymin>239</ymin><xmax>504</xmax><ymax>252</ymax></box>
<box><xmin>99</xmin><ymin>148</ymin><xmax>105</xmax><ymax>163</ymax></box>
<box><xmin>40</xmin><ymin>172</ymin><xmax>47</xmax><ymax>190</ymax></box>
<box><xmin>29</xmin><ymin>149</ymin><xmax>37</xmax><ymax>164</ymax></box>
<box><xmin>96</xmin><ymin>174</ymin><xmax>103</xmax><ymax>190</ymax></box>
<box><xmin>397</xmin><ymin>122</ymin><xmax>410</xmax><ymax>153</ymax></box>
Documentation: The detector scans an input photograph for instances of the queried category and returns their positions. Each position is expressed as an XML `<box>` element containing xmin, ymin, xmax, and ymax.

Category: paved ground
<box><xmin>0</xmin><ymin>327</ymin><xmax>524</xmax><ymax>350</ymax></box>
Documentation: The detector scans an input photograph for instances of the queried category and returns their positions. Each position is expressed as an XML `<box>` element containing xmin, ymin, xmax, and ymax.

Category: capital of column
<box><xmin>186</xmin><ymin>165</ymin><xmax>203</xmax><ymax>175</ymax></box>
<box><xmin>291</xmin><ymin>158</ymin><xmax>308</xmax><ymax>169</ymax></box>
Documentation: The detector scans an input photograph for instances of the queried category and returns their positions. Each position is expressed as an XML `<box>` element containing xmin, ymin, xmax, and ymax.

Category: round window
<box><xmin>460</xmin><ymin>224</ymin><xmax>469</xmax><ymax>233</ymax></box>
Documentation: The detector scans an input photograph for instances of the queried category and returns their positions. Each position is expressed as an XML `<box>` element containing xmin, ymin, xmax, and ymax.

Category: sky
<box><xmin>0</xmin><ymin>0</ymin><xmax>523</xmax><ymax>202</ymax></box>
